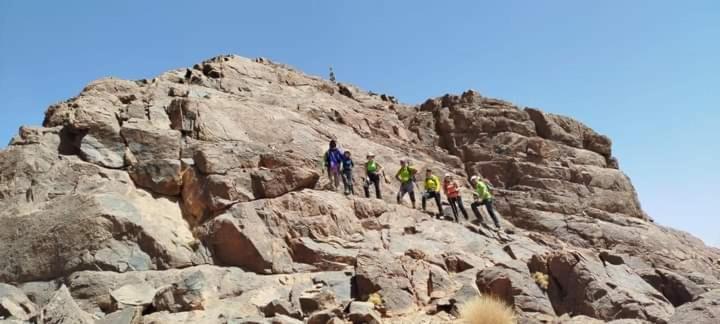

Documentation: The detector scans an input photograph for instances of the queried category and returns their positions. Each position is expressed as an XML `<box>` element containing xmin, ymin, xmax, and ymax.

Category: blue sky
<box><xmin>1</xmin><ymin>1</ymin><xmax>718</xmax><ymax>246</ymax></box>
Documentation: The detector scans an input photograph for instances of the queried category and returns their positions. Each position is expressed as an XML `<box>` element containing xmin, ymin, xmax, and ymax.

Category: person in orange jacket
<box><xmin>443</xmin><ymin>174</ymin><xmax>469</xmax><ymax>222</ymax></box>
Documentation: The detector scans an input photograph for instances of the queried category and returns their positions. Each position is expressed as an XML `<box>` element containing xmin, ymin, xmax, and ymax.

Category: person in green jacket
<box><xmin>395</xmin><ymin>159</ymin><xmax>418</xmax><ymax>208</ymax></box>
<box><xmin>363</xmin><ymin>153</ymin><xmax>385</xmax><ymax>199</ymax></box>
<box><xmin>470</xmin><ymin>175</ymin><xmax>501</xmax><ymax>229</ymax></box>
<box><xmin>422</xmin><ymin>168</ymin><xmax>443</xmax><ymax>217</ymax></box>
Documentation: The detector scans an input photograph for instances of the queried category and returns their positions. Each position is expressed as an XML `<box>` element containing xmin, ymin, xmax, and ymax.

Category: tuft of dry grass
<box><xmin>459</xmin><ymin>295</ymin><xmax>517</xmax><ymax>324</ymax></box>
<box><xmin>367</xmin><ymin>292</ymin><xmax>383</xmax><ymax>306</ymax></box>
<box><xmin>532</xmin><ymin>272</ymin><xmax>550</xmax><ymax>290</ymax></box>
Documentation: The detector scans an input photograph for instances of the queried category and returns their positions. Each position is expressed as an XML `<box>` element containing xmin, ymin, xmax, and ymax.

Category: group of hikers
<box><xmin>323</xmin><ymin>140</ymin><xmax>501</xmax><ymax>229</ymax></box>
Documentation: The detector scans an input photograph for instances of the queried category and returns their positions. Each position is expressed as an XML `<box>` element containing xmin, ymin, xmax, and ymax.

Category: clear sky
<box><xmin>1</xmin><ymin>1</ymin><xmax>718</xmax><ymax>246</ymax></box>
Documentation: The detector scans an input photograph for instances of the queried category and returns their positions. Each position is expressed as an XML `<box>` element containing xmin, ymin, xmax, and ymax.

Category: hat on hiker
<box><xmin>367</xmin><ymin>152</ymin><xmax>375</xmax><ymax>158</ymax></box>
<box><xmin>470</xmin><ymin>175</ymin><xmax>479</xmax><ymax>182</ymax></box>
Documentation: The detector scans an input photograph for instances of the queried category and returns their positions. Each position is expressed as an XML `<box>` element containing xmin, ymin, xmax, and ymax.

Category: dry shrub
<box><xmin>532</xmin><ymin>272</ymin><xmax>550</xmax><ymax>290</ymax></box>
<box><xmin>367</xmin><ymin>292</ymin><xmax>383</xmax><ymax>306</ymax></box>
<box><xmin>459</xmin><ymin>295</ymin><xmax>517</xmax><ymax>324</ymax></box>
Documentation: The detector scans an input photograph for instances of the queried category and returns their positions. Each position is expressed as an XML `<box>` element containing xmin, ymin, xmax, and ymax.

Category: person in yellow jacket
<box><xmin>421</xmin><ymin>168</ymin><xmax>444</xmax><ymax>217</ymax></box>
<box><xmin>395</xmin><ymin>159</ymin><xmax>418</xmax><ymax>208</ymax></box>
<box><xmin>470</xmin><ymin>175</ymin><xmax>501</xmax><ymax>229</ymax></box>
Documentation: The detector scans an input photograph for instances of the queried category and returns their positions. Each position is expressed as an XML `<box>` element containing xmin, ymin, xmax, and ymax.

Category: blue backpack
<box><xmin>325</xmin><ymin>148</ymin><xmax>344</xmax><ymax>168</ymax></box>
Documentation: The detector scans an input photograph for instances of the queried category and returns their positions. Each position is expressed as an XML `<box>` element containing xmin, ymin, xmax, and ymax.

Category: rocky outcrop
<box><xmin>1</xmin><ymin>54</ymin><xmax>718</xmax><ymax>323</ymax></box>
<box><xmin>533</xmin><ymin>251</ymin><xmax>674</xmax><ymax>323</ymax></box>
<box><xmin>669</xmin><ymin>289</ymin><xmax>720</xmax><ymax>324</ymax></box>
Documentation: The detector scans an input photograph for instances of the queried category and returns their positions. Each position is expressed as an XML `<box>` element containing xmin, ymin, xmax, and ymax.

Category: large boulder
<box><xmin>202</xmin><ymin>204</ymin><xmax>294</xmax><ymax>274</ymax></box>
<box><xmin>539</xmin><ymin>251</ymin><xmax>674</xmax><ymax>323</ymax></box>
<box><xmin>0</xmin><ymin>191</ymin><xmax>196</xmax><ymax>283</ymax></box>
<box><xmin>354</xmin><ymin>251</ymin><xmax>416</xmax><ymax>316</ymax></box>
<box><xmin>476</xmin><ymin>260</ymin><xmax>554</xmax><ymax>315</ymax></box>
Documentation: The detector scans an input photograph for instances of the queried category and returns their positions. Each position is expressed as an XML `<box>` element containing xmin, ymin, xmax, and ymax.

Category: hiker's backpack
<box><xmin>325</xmin><ymin>149</ymin><xmax>343</xmax><ymax>168</ymax></box>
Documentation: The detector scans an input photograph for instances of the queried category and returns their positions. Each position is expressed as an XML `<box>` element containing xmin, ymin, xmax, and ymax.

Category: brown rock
<box><xmin>668</xmin><ymin>289</ymin><xmax>720</xmax><ymax>324</ymax></box>
<box><xmin>638</xmin><ymin>268</ymin><xmax>707</xmax><ymax>307</ymax></box>
<box><xmin>0</xmin><ymin>191</ymin><xmax>195</xmax><ymax>283</ymax></box>
<box><xmin>354</xmin><ymin>251</ymin><xmax>416</xmax><ymax>316</ymax></box>
<box><xmin>476</xmin><ymin>260</ymin><xmax>554</xmax><ymax>315</ymax></box>
<box><xmin>299</xmin><ymin>289</ymin><xmax>338</xmax><ymax>315</ymax></box>
<box><xmin>204</xmin><ymin>204</ymin><xmax>294</xmax><ymax>274</ymax></box>
<box><xmin>250</xmin><ymin>167</ymin><xmax>320</xmax><ymax>199</ymax></box>
<box><xmin>129</xmin><ymin>159</ymin><xmax>183</xmax><ymax>195</ymax></box>
<box><xmin>544</xmin><ymin>251</ymin><xmax>673</xmax><ymax>323</ymax></box>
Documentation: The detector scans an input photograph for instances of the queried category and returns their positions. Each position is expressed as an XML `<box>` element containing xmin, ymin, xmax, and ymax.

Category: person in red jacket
<box><xmin>443</xmin><ymin>174</ymin><xmax>469</xmax><ymax>222</ymax></box>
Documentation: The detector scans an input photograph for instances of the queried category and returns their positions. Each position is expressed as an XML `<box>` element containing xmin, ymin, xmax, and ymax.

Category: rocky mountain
<box><xmin>1</xmin><ymin>55</ymin><xmax>718</xmax><ymax>324</ymax></box>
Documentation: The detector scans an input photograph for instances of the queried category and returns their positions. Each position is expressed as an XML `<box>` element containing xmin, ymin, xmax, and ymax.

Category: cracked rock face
<box><xmin>1</xmin><ymin>55</ymin><xmax>719</xmax><ymax>323</ymax></box>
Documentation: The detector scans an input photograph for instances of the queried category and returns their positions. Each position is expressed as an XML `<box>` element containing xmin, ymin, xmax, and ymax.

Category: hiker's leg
<box><xmin>373</xmin><ymin>176</ymin><xmax>382</xmax><ymax>199</ymax></box>
<box><xmin>347</xmin><ymin>172</ymin><xmax>354</xmax><ymax>194</ymax></box>
<box><xmin>409</xmin><ymin>190</ymin><xmax>416</xmax><ymax>208</ymax></box>
<box><xmin>397</xmin><ymin>184</ymin><xmax>406</xmax><ymax>204</ymax></box>
<box><xmin>449</xmin><ymin>197</ymin><xmax>459</xmax><ymax>222</ymax></box>
<box><xmin>421</xmin><ymin>192</ymin><xmax>428</xmax><ymax>211</ymax></box>
<box><xmin>471</xmin><ymin>201</ymin><xmax>484</xmax><ymax>223</ymax></box>
<box><xmin>434</xmin><ymin>192</ymin><xmax>443</xmax><ymax>216</ymax></box>
<box><xmin>364</xmin><ymin>177</ymin><xmax>371</xmax><ymax>198</ymax></box>
<box><xmin>333</xmin><ymin>169</ymin><xmax>341</xmax><ymax>191</ymax></box>
<box><xmin>341</xmin><ymin>172</ymin><xmax>350</xmax><ymax>194</ymax></box>
<box><xmin>484</xmin><ymin>200</ymin><xmax>500</xmax><ymax>228</ymax></box>
<box><xmin>456</xmin><ymin>196</ymin><xmax>469</xmax><ymax>220</ymax></box>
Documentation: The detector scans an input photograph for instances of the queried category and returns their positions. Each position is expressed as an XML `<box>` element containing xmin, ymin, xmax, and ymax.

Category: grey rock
<box><xmin>40</xmin><ymin>285</ymin><xmax>94</xmax><ymax>324</ymax></box>
<box><xmin>348</xmin><ymin>301</ymin><xmax>382</xmax><ymax>324</ymax></box>
<box><xmin>0</xmin><ymin>283</ymin><xmax>38</xmax><ymax>321</ymax></box>
<box><xmin>96</xmin><ymin>307</ymin><xmax>142</xmax><ymax>324</ymax></box>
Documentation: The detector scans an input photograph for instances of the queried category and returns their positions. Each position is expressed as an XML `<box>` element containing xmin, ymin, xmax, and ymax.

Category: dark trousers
<box><xmin>341</xmin><ymin>170</ymin><xmax>354</xmax><ymax>195</ymax></box>
<box><xmin>397</xmin><ymin>182</ymin><xmax>416</xmax><ymax>206</ymax></box>
<box><xmin>448</xmin><ymin>196</ymin><xmax>469</xmax><ymax>222</ymax></box>
<box><xmin>422</xmin><ymin>191</ymin><xmax>442</xmax><ymax>215</ymax></box>
<box><xmin>364</xmin><ymin>173</ymin><xmax>381</xmax><ymax>199</ymax></box>
<box><xmin>471</xmin><ymin>199</ymin><xmax>500</xmax><ymax>228</ymax></box>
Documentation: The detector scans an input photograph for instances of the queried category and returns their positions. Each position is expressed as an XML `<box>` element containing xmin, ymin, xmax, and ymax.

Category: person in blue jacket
<box><xmin>323</xmin><ymin>140</ymin><xmax>344</xmax><ymax>191</ymax></box>
<box><xmin>341</xmin><ymin>151</ymin><xmax>355</xmax><ymax>195</ymax></box>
